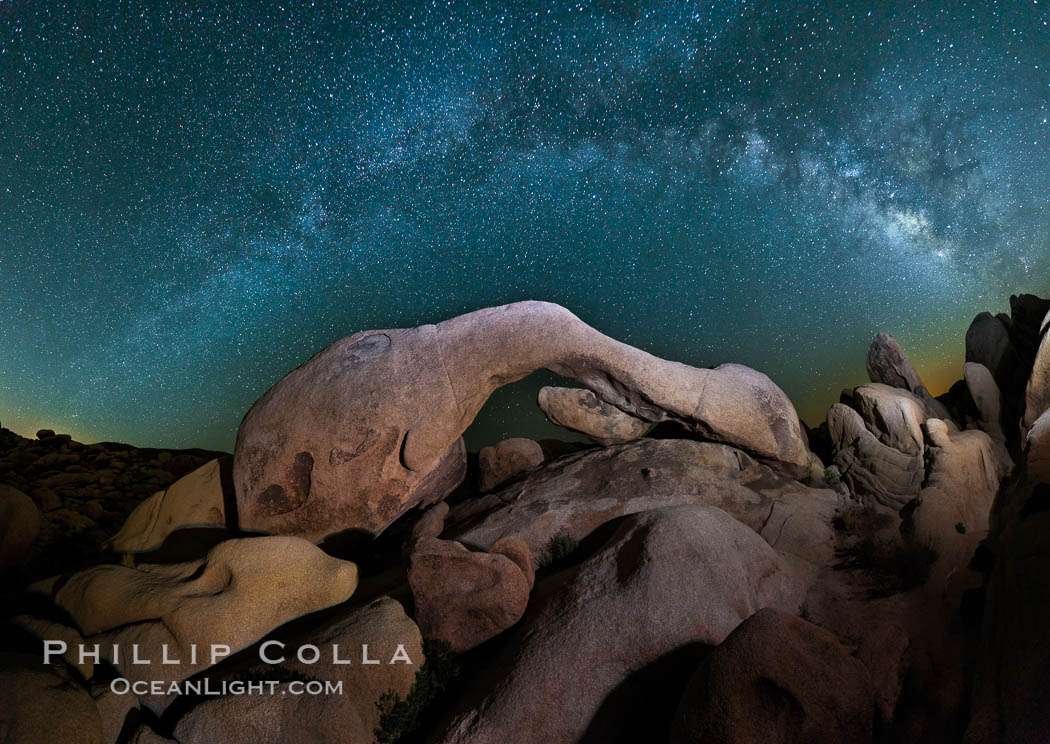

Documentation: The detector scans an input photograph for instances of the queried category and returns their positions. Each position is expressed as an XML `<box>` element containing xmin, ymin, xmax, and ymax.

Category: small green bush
<box><xmin>375</xmin><ymin>640</ymin><xmax>462</xmax><ymax>744</ymax></box>
<box><xmin>537</xmin><ymin>535</ymin><xmax>580</xmax><ymax>571</ymax></box>
<box><xmin>823</xmin><ymin>466</ymin><xmax>842</xmax><ymax>486</ymax></box>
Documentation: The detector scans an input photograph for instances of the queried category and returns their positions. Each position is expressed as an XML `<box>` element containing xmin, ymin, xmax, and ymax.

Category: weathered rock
<box><xmin>410</xmin><ymin>500</ymin><xmax>449</xmax><ymax>544</ymax></box>
<box><xmin>669</xmin><ymin>609</ymin><xmax>875</xmax><ymax>744</ymax></box>
<box><xmin>91</xmin><ymin>682</ymin><xmax>138</xmax><ymax>744</ymax></box>
<box><xmin>1022</xmin><ymin>306</ymin><xmax>1050</xmax><ymax>436</ymax></box>
<box><xmin>477</xmin><ymin>437</ymin><xmax>543</xmax><ymax>492</ymax></box>
<box><xmin>444</xmin><ymin>438</ymin><xmax>838</xmax><ymax>572</ymax></box>
<box><xmin>966</xmin><ymin>312</ymin><xmax>1014</xmax><ymax>383</ymax></box>
<box><xmin>408</xmin><ymin>537</ymin><xmax>530</xmax><ymax>652</ymax></box>
<box><xmin>0</xmin><ymin>653</ymin><xmax>103</xmax><ymax>744</ymax></box>
<box><xmin>0</xmin><ymin>484</ymin><xmax>40</xmax><ymax>574</ymax></box>
<box><xmin>1008</xmin><ymin>293</ymin><xmax>1050</xmax><ymax>362</ymax></box>
<box><xmin>867</xmin><ymin>332</ymin><xmax>951</xmax><ymax>420</ymax></box>
<box><xmin>171</xmin><ymin>597</ymin><xmax>421</xmax><ymax>744</ymax></box>
<box><xmin>436</xmin><ymin>506</ymin><xmax>802</xmax><ymax>744</ymax></box>
<box><xmin>966</xmin><ymin>476</ymin><xmax>1050</xmax><ymax>743</ymax></box>
<box><xmin>851</xmin><ymin>383</ymin><xmax>926</xmax><ymax>456</ymax></box>
<box><xmin>128</xmin><ymin>727</ymin><xmax>177</xmax><ymax>744</ymax></box>
<box><xmin>36</xmin><ymin>428</ymin><xmax>56</xmax><ymax>439</ymax></box>
<box><xmin>12</xmin><ymin>614</ymin><xmax>92</xmax><ymax>678</ymax></box>
<box><xmin>911</xmin><ymin>420</ymin><xmax>1010</xmax><ymax>604</ymax></box>
<box><xmin>108</xmin><ymin>458</ymin><xmax>227</xmax><ymax>553</ymax></box>
<box><xmin>27</xmin><ymin>536</ymin><xmax>358</xmax><ymax>712</ymax></box>
<box><xmin>826</xmin><ymin>403</ymin><xmax>923</xmax><ymax>510</ymax></box>
<box><xmin>81</xmin><ymin>499</ymin><xmax>103</xmax><ymax>520</ymax></box>
<box><xmin>537</xmin><ymin>386</ymin><xmax>650</xmax><ymax>445</ymax></box>
<box><xmin>490</xmin><ymin>536</ymin><xmax>535</xmax><ymax>590</ymax></box>
<box><xmin>856</xmin><ymin>621</ymin><xmax>910</xmax><ymax>723</ymax></box>
<box><xmin>964</xmin><ymin>362</ymin><xmax>1011</xmax><ymax>459</ymax></box>
<box><xmin>1026</xmin><ymin>409</ymin><xmax>1050</xmax><ymax>484</ymax></box>
<box><xmin>234</xmin><ymin>302</ymin><xmax>810</xmax><ymax>543</ymax></box>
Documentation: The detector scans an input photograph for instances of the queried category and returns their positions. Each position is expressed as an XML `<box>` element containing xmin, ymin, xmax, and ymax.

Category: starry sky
<box><xmin>2</xmin><ymin>0</ymin><xmax>1049</xmax><ymax>452</ymax></box>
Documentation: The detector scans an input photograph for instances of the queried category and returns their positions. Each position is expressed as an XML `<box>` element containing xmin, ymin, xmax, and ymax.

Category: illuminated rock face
<box><xmin>233</xmin><ymin>301</ymin><xmax>810</xmax><ymax>543</ymax></box>
<box><xmin>108</xmin><ymin>458</ymin><xmax>227</xmax><ymax>554</ymax></box>
<box><xmin>26</xmin><ymin>536</ymin><xmax>358</xmax><ymax>713</ymax></box>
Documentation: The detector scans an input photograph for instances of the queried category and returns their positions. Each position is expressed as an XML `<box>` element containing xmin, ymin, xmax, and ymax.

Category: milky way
<box><xmin>2</xmin><ymin>1</ymin><xmax>1049</xmax><ymax>450</ymax></box>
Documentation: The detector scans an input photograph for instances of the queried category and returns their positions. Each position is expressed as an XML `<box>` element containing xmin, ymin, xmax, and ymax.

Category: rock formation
<box><xmin>234</xmin><ymin>301</ymin><xmax>810</xmax><ymax>542</ymax></box>
<box><xmin>408</xmin><ymin>536</ymin><xmax>532</xmax><ymax>652</ymax></box>
<box><xmin>477</xmin><ymin>437</ymin><xmax>544</xmax><ymax>492</ymax></box>
<box><xmin>23</xmin><ymin>536</ymin><xmax>358</xmax><ymax>712</ymax></box>
<box><xmin>1022</xmin><ymin>306</ymin><xmax>1050</xmax><ymax>436</ymax></box>
<box><xmin>170</xmin><ymin>597</ymin><xmax>422</xmax><ymax>744</ymax></box>
<box><xmin>0</xmin><ymin>484</ymin><xmax>40</xmax><ymax>574</ymax></box>
<box><xmin>536</xmin><ymin>385</ymin><xmax>650</xmax><ymax>445</ymax></box>
<box><xmin>435</xmin><ymin>506</ymin><xmax>802</xmax><ymax>744</ymax></box>
<box><xmin>0</xmin><ymin>653</ymin><xmax>104</xmax><ymax>744</ymax></box>
<box><xmin>867</xmin><ymin>332</ymin><xmax>951</xmax><ymax>420</ymax></box>
<box><xmin>108</xmin><ymin>458</ymin><xmax>228</xmax><ymax>553</ymax></box>
<box><xmin>826</xmin><ymin>401</ymin><xmax>924</xmax><ymax>510</ymax></box>
<box><xmin>669</xmin><ymin>608</ymin><xmax>876</xmax><ymax>744</ymax></box>
<box><xmin>4</xmin><ymin>295</ymin><xmax>1048</xmax><ymax>744</ymax></box>
<box><xmin>444</xmin><ymin>438</ymin><xmax>838</xmax><ymax>574</ymax></box>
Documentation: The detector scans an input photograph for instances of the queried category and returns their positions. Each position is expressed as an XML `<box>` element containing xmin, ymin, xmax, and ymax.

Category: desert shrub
<box><xmin>537</xmin><ymin>535</ymin><xmax>579</xmax><ymax>571</ymax></box>
<box><xmin>832</xmin><ymin>503</ymin><xmax>877</xmax><ymax>534</ymax></box>
<box><xmin>837</xmin><ymin>536</ymin><xmax>938</xmax><ymax>596</ymax></box>
<box><xmin>375</xmin><ymin>640</ymin><xmax>462</xmax><ymax>743</ymax></box>
<box><xmin>823</xmin><ymin>465</ymin><xmax>842</xmax><ymax>486</ymax></box>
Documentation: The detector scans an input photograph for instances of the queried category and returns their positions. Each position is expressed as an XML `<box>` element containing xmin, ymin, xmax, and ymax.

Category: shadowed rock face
<box><xmin>234</xmin><ymin>301</ymin><xmax>809</xmax><ymax>542</ymax></box>
<box><xmin>670</xmin><ymin>609</ymin><xmax>876</xmax><ymax>744</ymax></box>
<box><xmin>436</xmin><ymin>506</ymin><xmax>803</xmax><ymax>744</ymax></box>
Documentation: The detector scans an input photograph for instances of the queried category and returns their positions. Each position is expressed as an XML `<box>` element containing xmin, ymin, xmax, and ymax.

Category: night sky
<box><xmin>2</xmin><ymin>1</ymin><xmax>1049</xmax><ymax>453</ymax></box>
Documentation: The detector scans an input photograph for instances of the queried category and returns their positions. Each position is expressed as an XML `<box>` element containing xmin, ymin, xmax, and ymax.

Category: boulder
<box><xmin>410</xmin><ymin>500</ymin><xmax>449</xmax><ymax>544</ymax></box>
<box><xmin>964</xmin><ymin>362</ymin><xmax>1011</xmax><ymax>460</ymax></box>
<box><xmin>444</xmin><ymin>438</ymin><xmax>838</xmax><ymax>572</ymax></box>
<box><xmin>435</xmin><ymin>506</ymin><xmax>802</xmax><ymax>744</ymax></box>
<box><xmin>108</xmin><ymin>458</ymin><xmax>228</xmax><ymax>553</ymax></box>
<box><xmin>669</xmin><ymin>609</ymin><xmax>875</xmax><ymax>744</ymax></box>
<box><xmin>867</xmin><ymin>332</ymin><xmax>951</xmax><ymax>420</ymax></box>
<box><xmin>408</xmin><ymin>536</ymin><xmax>531</xmax><ymax>652</ymax></box>
<box><xmin>851</xmin><ymin>384</ymin><xmax>926</xmax><ymax>456</ymax></box>
<box><xmin>171</xmin><ymin>597</ymin><xmax>421</xmax><ymax>744</ymax></box>
<box><xmin>856</xmin><ymin>621</ymin><xmax>910</xmax><ymax>723</ymax></box>
<box><xmin>966</xmin><ymin>312</ymin><xmax>1013</xmax><ymax>383</ymax></box>
<box><xmin>26</xmin><ymin>536</ymin><xmax>358</xmax><ymax>712</ymax></box>
<box><xmin>1023</xmin><ymin>307</ymin><xmax>1050</xmax><ymax>436</ymax></box>
<box><xmin>477</xmin><ymin>438</ymin><xmax>543</xmax><ymax>492</ymax></box>
<box><xmin>536</xmin><ymin>386</ymin><xmax>650</xmax><ymax>445</ymax></box>
<box><xmin>1027</xmin><ymin>409</ymin><xmax>1050</xmax><ymax>484</ymax></box>
<box><xmin>1008</xmin><ymin>293</ymin><xmax>1050</xmax><ymax>362</ymax></box>
<box><xmin>0</xmin><ymin>484</ymin><xmax>40</xmax><ymax>574</ymax></box>
<box><xmin>966</xmin><ymin>476</ymin><xmax>1050</xmax><ymax>743</ymax></box>
<box><xmin>826</xmin><ymin>403</ymin><xmax>923</xmax><ymax>510</ymax></box>
<box><xmin>0</xmin><ymin>653</ymin><xmax>104</xmax><ymax>744</ymax></box>
<box><xmin>911</xmin><ymin>420</ymin><xmax>1011</xmax><ymax>604</ymax></box>
<box><xmin>234</xmin><ymin>302</ymin><xmax>810</xmax><ymax>543</ymax></box>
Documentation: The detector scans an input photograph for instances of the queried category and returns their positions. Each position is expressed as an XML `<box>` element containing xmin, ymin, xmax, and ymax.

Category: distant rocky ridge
<box><xmin>0</xmin><ymin>427</ymin><xmax>224</xmax><ymax>580</ymax></box>
<box><xmin>1</xmin><ymin>295</ymin><xmax>1049</xmax><ymax>744</ymax></box>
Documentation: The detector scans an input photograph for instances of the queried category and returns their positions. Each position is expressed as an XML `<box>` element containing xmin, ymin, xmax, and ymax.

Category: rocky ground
<box><xmin>1</xmin><ymin>296</ymin><xmax>1049</xmax><ymax>743</ymax></box>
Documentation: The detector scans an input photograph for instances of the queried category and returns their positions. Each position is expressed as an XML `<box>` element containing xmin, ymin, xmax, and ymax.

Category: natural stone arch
<box><xmin>233</xmin><ymin>301</ymin><xmax>810</xmax><ymax>543</ymax></box>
